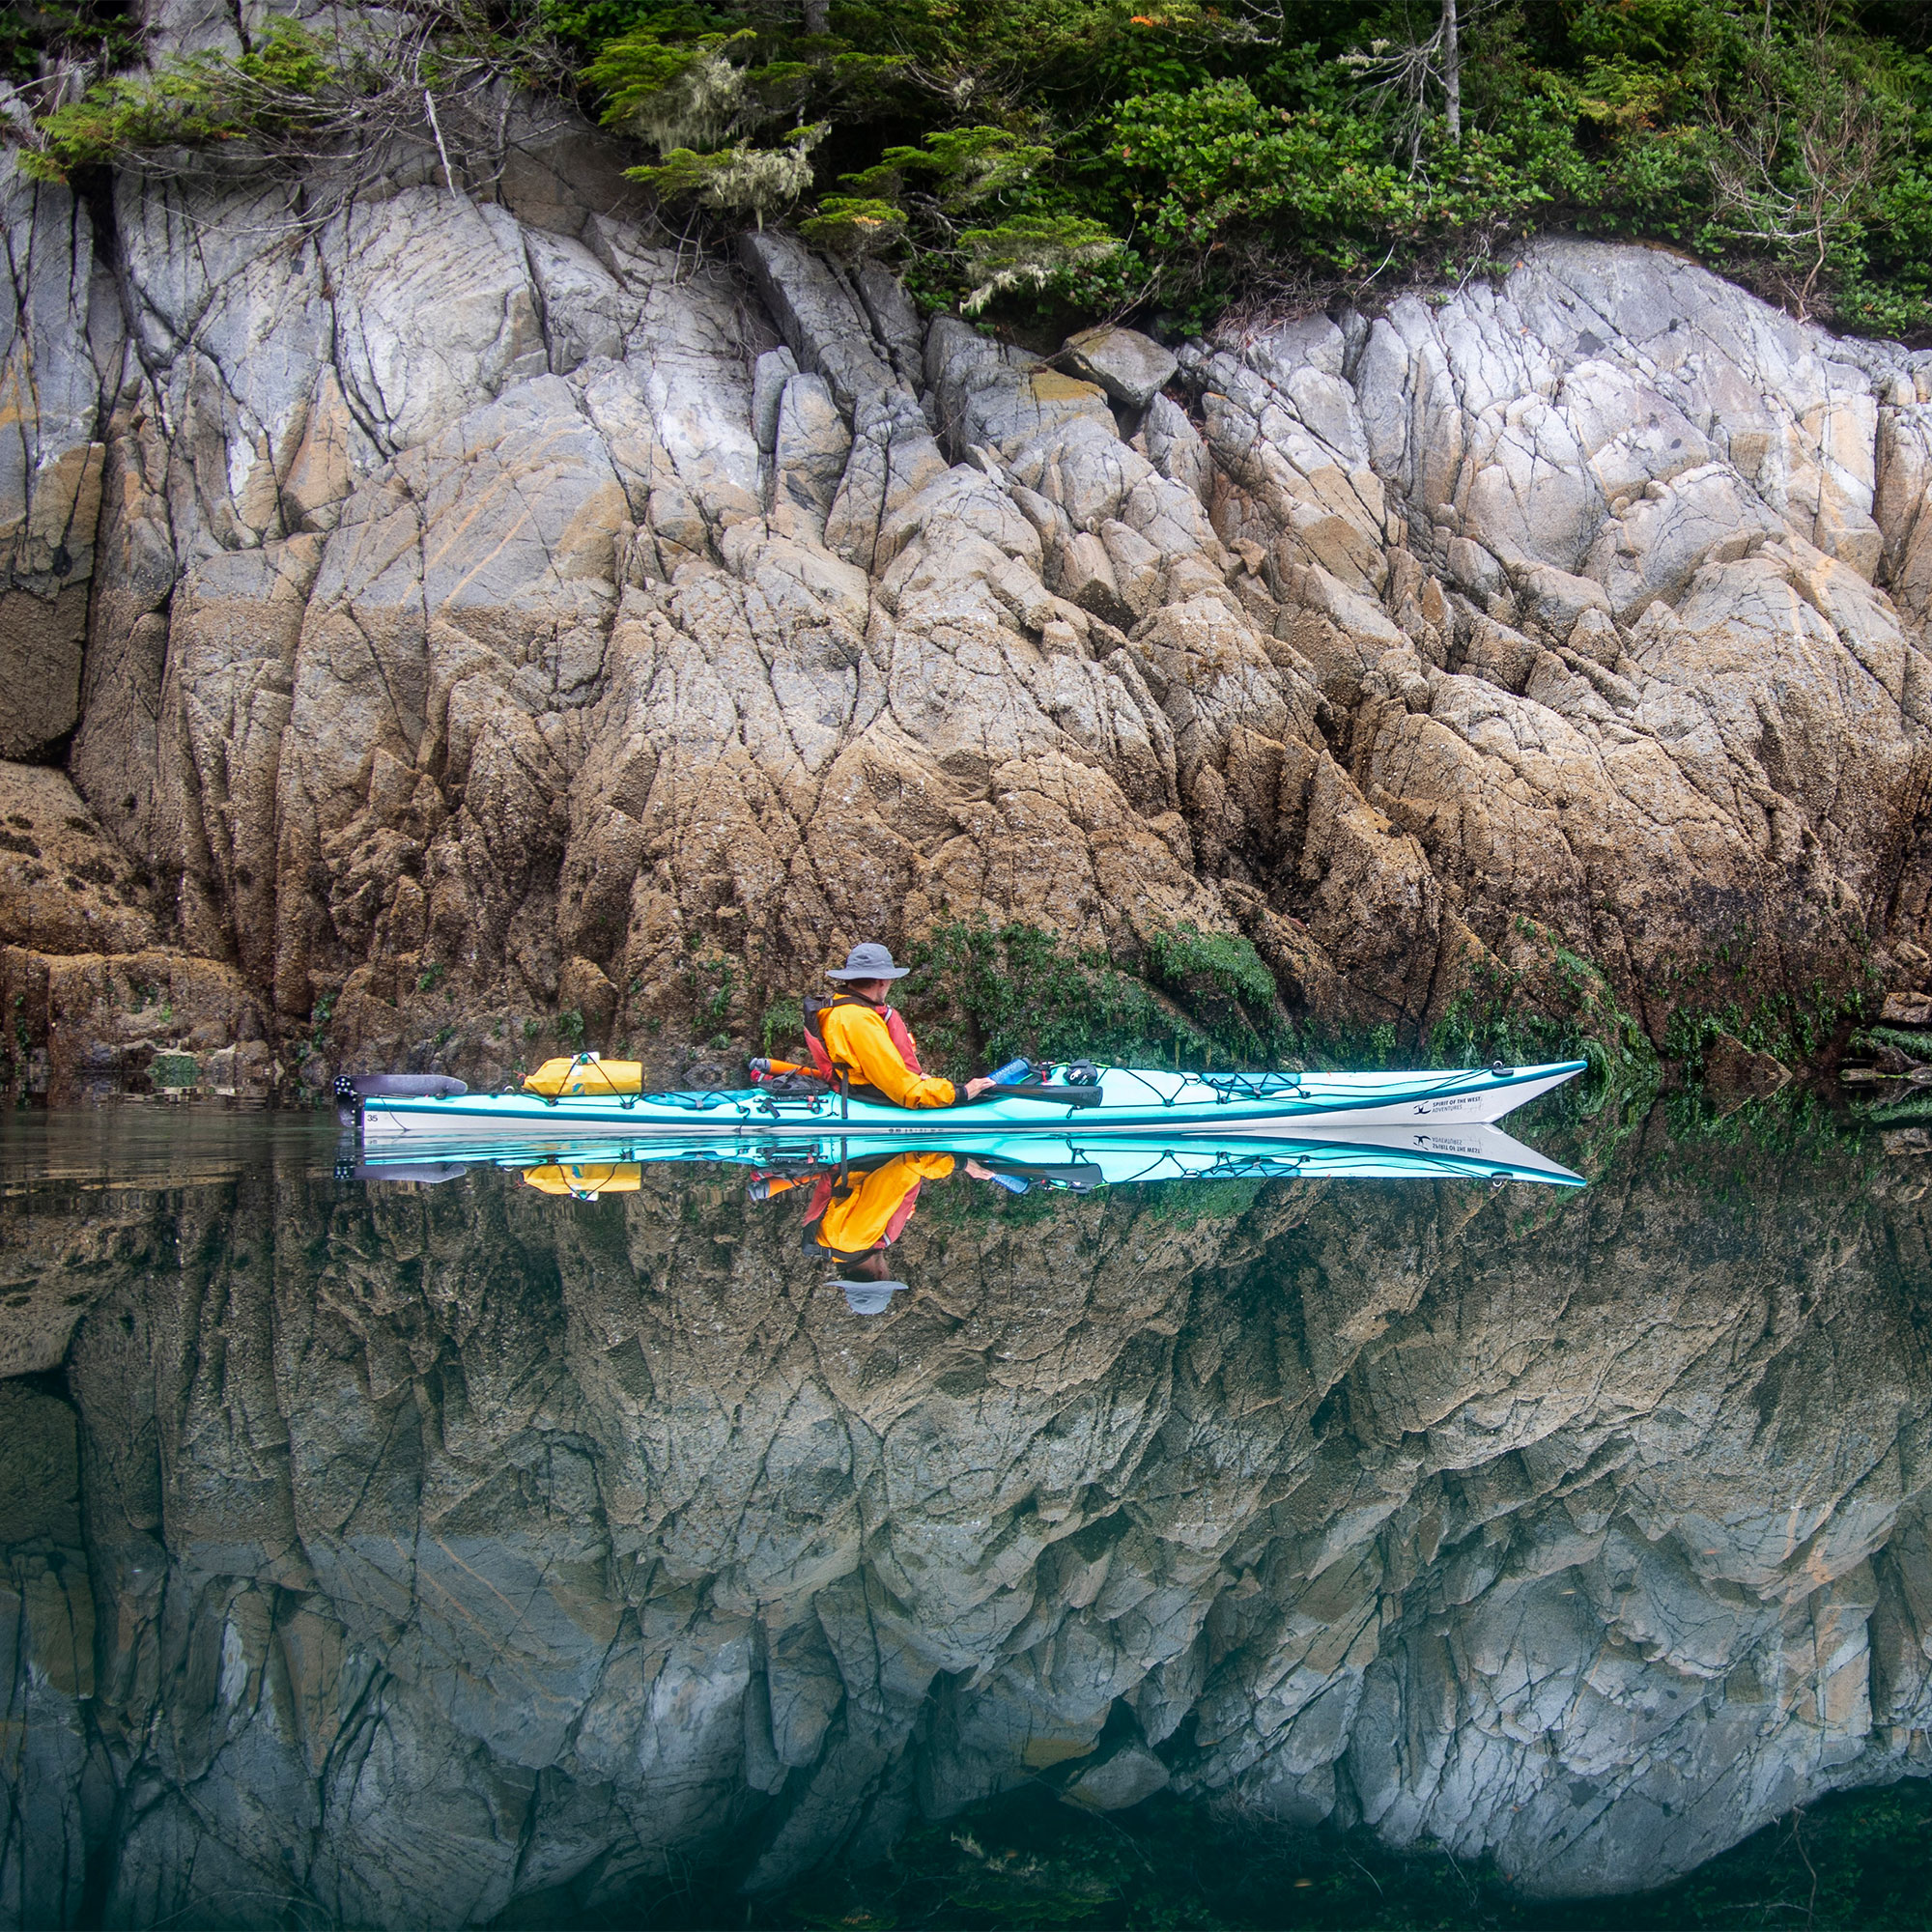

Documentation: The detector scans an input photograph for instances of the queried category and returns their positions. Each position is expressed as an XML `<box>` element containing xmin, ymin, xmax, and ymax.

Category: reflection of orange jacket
<box><xmin>821</xmin><ymin>1152</ymin><xmax>953</xmax><ymax>1250</ymax></box>
<box><xmin>761</xmin><ymin>1153</ymin><xmax>956</xmax><ymax>1252</ymax></box>
<box><xmin>820</xmin><ymin>1003</ymin><xmax>955</xmax><ymax>1108</ymax></box>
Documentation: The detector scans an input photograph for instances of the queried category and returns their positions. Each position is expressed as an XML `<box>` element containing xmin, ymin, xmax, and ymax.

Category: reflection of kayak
<box><xmin>357</xmin><ymin>1060</ymin><xmax>1588</xmax><ymax>1144</ymax></box>
<box><xmin>349</xmin><ymin>1120</ymin><xmax>1584</xmax><ymax>1190</ymax></box>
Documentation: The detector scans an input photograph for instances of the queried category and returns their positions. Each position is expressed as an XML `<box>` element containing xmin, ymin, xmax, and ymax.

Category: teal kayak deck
<box><xmin>359</xmin><ymin>1060</ymin><xmax>1587</xmax><ymax>1143</ymax></box>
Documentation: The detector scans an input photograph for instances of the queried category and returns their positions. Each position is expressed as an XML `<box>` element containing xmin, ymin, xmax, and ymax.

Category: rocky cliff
<box><xmin>4</xmin><ymin>1122</ymin><xmax>1932</xmax><ymax>1922</ymax></box>
<box><xmin>8</xmin><ymin>93</ymin><xmax>1932</xmax><ymax>1095</ymax></box>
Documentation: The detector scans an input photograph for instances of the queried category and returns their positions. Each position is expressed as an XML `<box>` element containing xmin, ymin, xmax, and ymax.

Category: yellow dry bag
<box><xmin>522</xmin><ymin>1055</ymin><xmax>646</xmax><ymax>1098</ymax></box>
<box><xmin>523</xmin><ymin>1161</ymin><xmax>641</xmax><ymax>1198</ymax></box>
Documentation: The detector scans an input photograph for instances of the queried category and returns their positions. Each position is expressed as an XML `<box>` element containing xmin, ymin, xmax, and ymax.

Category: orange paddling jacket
<box><xmin>803</xmin><ymin>993</ymin><xmax>955</xmax><ymax>1108</ymax></box>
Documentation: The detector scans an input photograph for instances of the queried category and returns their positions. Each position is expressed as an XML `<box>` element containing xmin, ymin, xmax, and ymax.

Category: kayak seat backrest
<box><xmin>800</xmin><ymin>999</ymin><xmax>839</xmax><ymax>1080</ymax></box>
<box><xmin>758</xmin><ymin>1070</ymin><xmax>831</xmax><ymax>1098</ymax></box>
<box><xmin>351</xmin><ymin>1073</ymin><xmax>469</xmax><ymax>1099</ymax></box>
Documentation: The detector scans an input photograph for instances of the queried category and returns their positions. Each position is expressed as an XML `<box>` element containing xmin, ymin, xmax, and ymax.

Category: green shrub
<box><xmin>760</xmin><ymin>995</ymin><xmax>803</xmax><ymax>1055</ymax></box>
<box><xmin>902</xmin><ymin>919</ymin><xmax>1267</xmax><ymax>1077</ymax></box>
<box><xmin>23</xmin><ymin>19</ymin><xmax>339</xmax><ymax>182</ymax></box>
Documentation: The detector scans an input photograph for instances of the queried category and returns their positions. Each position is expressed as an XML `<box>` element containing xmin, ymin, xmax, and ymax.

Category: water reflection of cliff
<box><xmin>5</xmin><ymin>1115</ymin><xmax>1932</xmax><ymax>1926</ymax></box>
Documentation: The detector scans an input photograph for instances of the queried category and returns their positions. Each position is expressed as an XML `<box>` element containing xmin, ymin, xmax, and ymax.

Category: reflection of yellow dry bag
<box><xmin>523</xmin><ymin>1162</ymin><xmax>641</xmax><ymax>1199</ymax></box>
<box><xmin>522</xmin><ymin>1055</ymin><xmax>645</xmax><ymax>1098</ymax></box>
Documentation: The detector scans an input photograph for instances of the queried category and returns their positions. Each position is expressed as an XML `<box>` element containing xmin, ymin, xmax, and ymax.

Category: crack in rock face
<box><xmin>1</xmin><ymin>1117</ymin><xmax>1930</xmax><ymax>1922</ymax></box>
<box><xmin>8</xmin><ymin>121</ymin><xmax>1932</xmax><ymax>1091</ymax></box>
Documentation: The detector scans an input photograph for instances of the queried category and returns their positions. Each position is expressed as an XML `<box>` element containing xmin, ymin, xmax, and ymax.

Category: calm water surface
<box><xmin>3</xmin><ymin>1100</ymin><xmax>1930</xmax><ymax>1927</ymax></box>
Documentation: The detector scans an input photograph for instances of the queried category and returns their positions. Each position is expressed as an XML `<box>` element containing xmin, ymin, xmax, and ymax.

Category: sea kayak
<box><xmin>347</xmin><ymin>1119</ymin><xmax>1582</xmax><ymax>1190</ymax></box>
<box><xmin>355</xmin><ymin>1059</ymin><xmax>1587</xmax><ymax>1144</ymax></box>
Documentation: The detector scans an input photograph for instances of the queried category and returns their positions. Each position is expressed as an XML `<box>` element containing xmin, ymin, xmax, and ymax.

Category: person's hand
<box><xmin>963</xmin><ymin>1159</ymin><xmax>994</xmax><ymax>1179</ymax></box>
<box><xmin>963</xmin><ymin>1076</ymin><xmax>996</xmax><ymax>1099</ymax></box>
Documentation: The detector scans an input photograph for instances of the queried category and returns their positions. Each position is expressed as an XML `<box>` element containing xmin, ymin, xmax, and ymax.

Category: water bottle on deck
<box><xmin>988</xmin><ymin>1058</ymin><xmax>1034</xmax><ymax>1086</ymax></box>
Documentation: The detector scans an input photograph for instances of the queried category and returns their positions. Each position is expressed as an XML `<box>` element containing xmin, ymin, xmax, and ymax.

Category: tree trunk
<box><xmin>1442</xmin><ymin>0</ymin><xmax>1461</xmax><ymax>144</ymax></box>
<box><xmin>803</xmin><ymin>0</ymin><xmax>831</xmax><ymax>34</ymax></box>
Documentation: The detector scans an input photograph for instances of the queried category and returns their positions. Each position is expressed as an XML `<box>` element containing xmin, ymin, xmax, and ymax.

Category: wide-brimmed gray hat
<box><xmin>827</xmin><ymin>941</ymin><xmax>910</xmax><ymax>981</ymax></box>
<box><xmin>829</xmin><ymin>1276</ymin><xmax>908</xmax><ymax>1316</ymax></box>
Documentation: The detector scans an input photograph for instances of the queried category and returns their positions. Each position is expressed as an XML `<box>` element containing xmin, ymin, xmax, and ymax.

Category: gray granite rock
<box><xmin>824</xmin><ymin>386</ymin><xmax>949</xmax><ymax>570</ymax></box>
<box><xmin>927</xmin><ymin>318</ymin><xmax>1115</xmax><ymax>460</ymax></box>
<box><xmin>753</xmin><ymin>347</ymin><xmax>801</xmax><ymax>455</ymax></box>
<box><xmin>774</xmin><ymin>372</ymin><xmax>852</xmax><ymax>530</ymax></box>
<box><xmin>854</xmin><ymin>261</ymin><xmax>927</xmax><ymax>391</ymax></box>
<box><xmin>524</xmin><ymin>227</ymin><xmax>628</xmax><ymax>372</ymax></box>
<box><xmin>738</xmin><ymin>230</ymin><xmax>895</xmax><ymax>416</ymax></box>
<box><xmin>1064</xmin><ymin>324</ymin><xmax>1179</xmax><ymax>408</ymax></box>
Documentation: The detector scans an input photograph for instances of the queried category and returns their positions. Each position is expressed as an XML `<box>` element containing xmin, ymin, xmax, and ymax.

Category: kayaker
<box><xmin>810</xmin><ymin>942</ymin><xmax>998</xmax><ymax>1109</ymax></box>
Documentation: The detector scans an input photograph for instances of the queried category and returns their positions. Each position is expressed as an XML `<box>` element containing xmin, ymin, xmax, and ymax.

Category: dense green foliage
<box><xmin>2</xmin><ymin>0</ymin><xmax>138</xmax><ymax>85</ymax></box>
<box><xmin>549</xmin><ymin>0</ymin><xmax>1932</xmax><ymax>326</ymax></box>
<box><xmin>22</xmin><ymin>18</ymin><xmax>342</xmax><ymax>184</ymax></box>
<box><xmin>20</xmin><ymin>0</ymin><xmax>1932</xmax><ymax>331</ymax></box>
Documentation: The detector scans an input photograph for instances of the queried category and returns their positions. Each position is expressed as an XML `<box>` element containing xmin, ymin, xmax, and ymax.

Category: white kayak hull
<box><xmin>359</xmin><ymin>1059</ymin><xmax>1588</xmax><ymax>1143</ymax></box>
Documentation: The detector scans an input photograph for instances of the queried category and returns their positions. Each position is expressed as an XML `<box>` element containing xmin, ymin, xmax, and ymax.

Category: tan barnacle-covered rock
<box><xmin>2</xmin><ymin>118</ymin><xmax>1932</xmax><ymax>1087</ymax></box>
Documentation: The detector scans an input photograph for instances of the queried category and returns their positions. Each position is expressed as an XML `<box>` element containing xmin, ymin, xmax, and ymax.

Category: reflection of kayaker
<box><xmin>753</xmin><ymin>1151</ymin><xmax>954</xmax><ymax>1258</ymax></box>
<box><xmin>827</xmin><ymin>1252</ymin><xmax>909</xmax><ymax>1316</ymax></box>
<box><xmin>751</xmin><ymin>1150</ymin><xmax>1016</xmax><ymax>1266</ymax></box>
